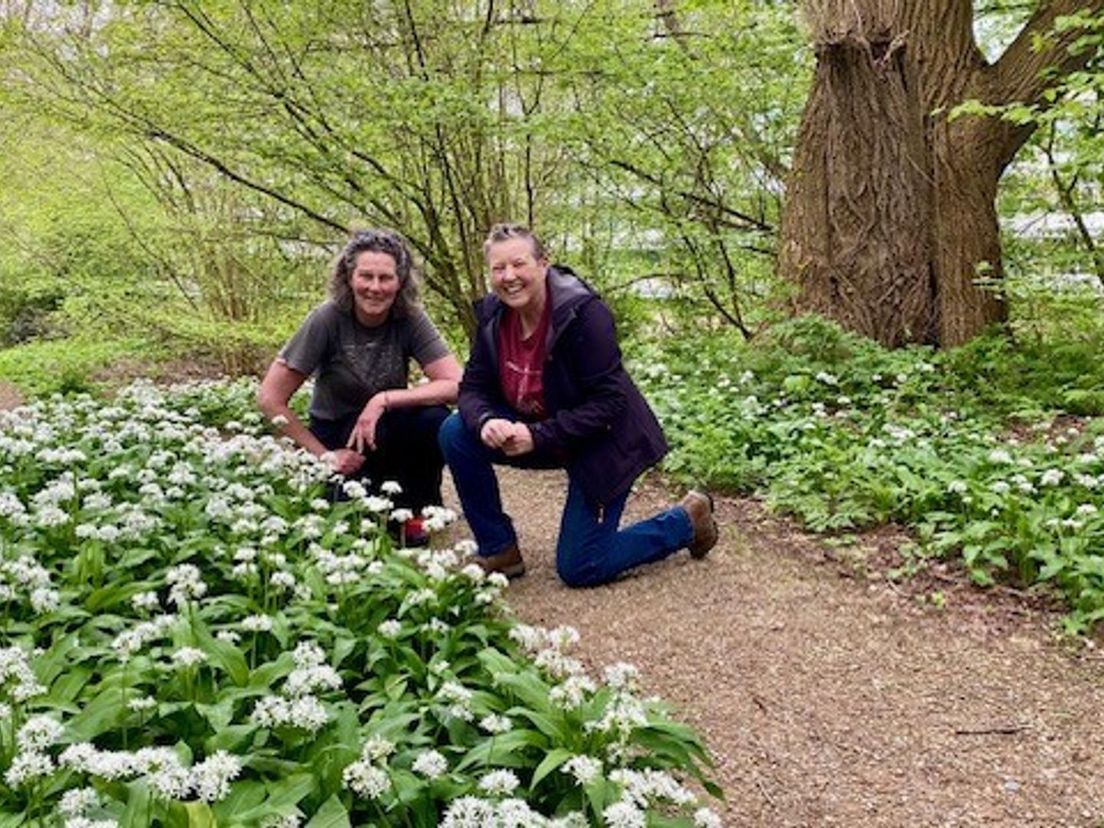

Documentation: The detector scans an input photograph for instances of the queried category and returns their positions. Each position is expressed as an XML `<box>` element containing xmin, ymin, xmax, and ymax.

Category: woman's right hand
<box><xmin>347</xmin><ymin>393</ymin><xmax>388</xmax><ymax>453</ymax></box>
<box><xmin>480</xmin><ymin>417</ymin><xmax>515</xmax><ymax>449</ymax></box>
<box><xmin>480</xmin><ymin>418</ymin><xmax>533</xmax><ymax>455</ymax></box>
<box><xmin>325</xmin><ymin>447</ymin><xmax>365</xmax><ymax>476</ymax></box>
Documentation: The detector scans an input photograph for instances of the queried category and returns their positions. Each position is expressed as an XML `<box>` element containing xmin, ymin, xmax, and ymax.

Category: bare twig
<box><xmin>756</xmin><ymin>777</ymin><xmax>777</xmax><ymax>808</ymax></box>
<box><xmin>953</xmin><ymin>724</ymin><xmax>1027</xmax><ymax>736</ymax></box>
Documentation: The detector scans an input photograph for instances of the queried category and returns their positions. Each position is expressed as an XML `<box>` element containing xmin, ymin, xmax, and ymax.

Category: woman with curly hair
<box><xmin>259</xmin><ymin>229</ymin><xmax>461</xmax><ymax>540</ymax></box>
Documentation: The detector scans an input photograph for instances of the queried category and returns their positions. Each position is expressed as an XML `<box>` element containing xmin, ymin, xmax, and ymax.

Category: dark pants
<box><xmin>438</xmin><ymin>412</ymin><xmax>692</xmax><ymax>587</ymax></box>
<box><xmin>310</xmin><ymin>405</ymin><xmax>450</xmax><ymax>512</ymax></box>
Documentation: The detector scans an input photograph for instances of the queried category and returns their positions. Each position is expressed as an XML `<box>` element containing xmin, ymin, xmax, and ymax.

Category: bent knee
<box><xmin>556</xmin><ymin>559</ymin><xmax>607</xmax><ymax>589</ymax></box>
<box><xmin>437</xmin><ymin>412</ymin><xmax>466</xmax><ymax>453</ymax></box>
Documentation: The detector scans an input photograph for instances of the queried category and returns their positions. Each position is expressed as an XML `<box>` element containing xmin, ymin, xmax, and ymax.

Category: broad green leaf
<box><xmin>237</xmin><ymin>773</ymin><xmax>317</xmax><ymax>821</ymax></box>
<box><xmin>304</xmin><ymin>794</ymin><xmax>351</xmax><ymax>828</ymax></box>
<box><xmin>184</xmin><ymin>802</ymin><xmax>216</xmax><ymax>828</ymax></box>
<box><xmin>65</xmin><ymin>685</ymin><xmax>125</xmax><ymax>741</ymax></box>
<box><xmin>212</xmin><ymin>780</ymin><xmax>266</xmax><ymax>821</ymax></box>
<box><xmin>530</xmin><ymin>748</ymin><xmax>574</xmax><ymax>788</ymax></box>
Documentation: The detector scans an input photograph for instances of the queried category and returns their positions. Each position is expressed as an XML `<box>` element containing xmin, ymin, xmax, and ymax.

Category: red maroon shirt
<box><xmin>498</xmin><ymin>298</ymin><xmax>551</xmax><ymax>420</ymax></box>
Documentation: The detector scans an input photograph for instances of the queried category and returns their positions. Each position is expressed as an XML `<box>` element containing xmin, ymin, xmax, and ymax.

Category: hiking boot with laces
<box><xmin>680</xmin><ymin>490</ymin><xmax>718</xmax><ymax>559</ymax></box>
<box><xmin>474</xmin><ymin>543</ymin><xmax>526</xmax><ymax>579</ymax></box>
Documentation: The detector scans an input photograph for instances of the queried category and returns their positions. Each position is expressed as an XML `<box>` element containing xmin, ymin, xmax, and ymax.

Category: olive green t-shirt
<box><xmin>279</xmin><ymin>301</ymin><xmax>449</xmax><ymax>421</ymax></box>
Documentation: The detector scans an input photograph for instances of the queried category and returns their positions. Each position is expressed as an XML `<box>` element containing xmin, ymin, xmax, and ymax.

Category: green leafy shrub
<box><xmin>0</xmin><ymin>337</ymin><xmax>156</xmax><ymax>398</ymax></box>
<box><xmin>634</xmin><ymin>316</ymin><xmax>1104</xmax><ymax>630</ymax></box>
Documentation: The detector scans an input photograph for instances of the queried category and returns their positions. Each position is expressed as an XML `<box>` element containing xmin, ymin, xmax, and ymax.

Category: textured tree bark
<box><xmin>779</xmin><ymin>0</ymin><xmax>1104</xmax><ymax>347</ymax></box>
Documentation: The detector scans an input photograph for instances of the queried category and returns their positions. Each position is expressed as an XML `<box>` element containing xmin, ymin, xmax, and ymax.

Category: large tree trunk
<box><xmin>779</xmin><ymin>0</ymin><xmax>1104</xmax><ymax>348</ymax></box>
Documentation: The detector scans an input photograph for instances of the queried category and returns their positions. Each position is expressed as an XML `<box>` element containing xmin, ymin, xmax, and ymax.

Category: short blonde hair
<box><xmin>483</xmin><ymin>223</ymin><xmax>546</xmax><ymax>260</ymax></box>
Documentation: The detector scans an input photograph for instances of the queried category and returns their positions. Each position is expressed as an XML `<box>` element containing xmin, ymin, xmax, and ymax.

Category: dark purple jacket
<box><xmin>459</xmin><ymin>265</ymin><xmax>668</xmax><ymax>508</ymax></box>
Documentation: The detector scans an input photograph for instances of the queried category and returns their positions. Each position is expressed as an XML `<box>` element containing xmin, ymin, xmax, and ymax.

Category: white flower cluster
<box><xmin>166</xmin><ymin>563</ymin><xmax>207</xmax><ymax>607</ymax></box>
<box><xmin>1040</xmin><ymin>468</ymin><xmax>1064</xmax><ymax>487</ymax></box>
<box><xmin>421</xmin><ymin>505</ymin><xmax>458</xmax><ymax>533</ymax></box>
<box><xmin>284</xmin><ymin>641</ymin><xmax>343</xmax><ymax>697</ymax></box>
<box><xmin>604</xmin><ymin>795</ymin><xmax>721</xmax><ymax>828</ymax></box>
<box><xmin>610</xmin><ymin>767</ymin><xmax>695</xmax><ymax>807</ymax></box>
<box><xmin>0</xmin><ymin>554</ymin><xmax>58</xmax><ymax>613</ymax></box>
<box><xmin>548</xmin><ymin>675</ymin><xmax>597</xmax><ymax>711</ymax></box>
<box><xmin>241</xmin><ymin>614</ymin><xmax>274</xmax><ymax>632</ymax></box>
<box><xmin>170</xmin><ymin>647</ymin><xmax>208</xmax><ymax>670</ymax></box>
<box><xmin>0</xmin><ymin>644</ymin><xmax>46</xmax><ymax>701</ymax></box>
<box><xmin>586</xmin><ymin>691</ymin><xmax>649</xmax><ymax>747</ymax></box>
<box><xmin>479</xmin><ymin>713</ymin><xmax>513</xmax><ymax>735</ymax></box>
<box><xmin>60</xmin><ymin>786</ymin><xmax>101</xmax><ymax>816</ymax></box>
<box><xmin>3</xmin><ymin>714</ymin><xmax>65</xmax><ymax>787</ymax></box>
<box><xmin>336</xmin><ymin>479</ymin><xmax>397</xmax><ymax>515</ymax></box>
<box><xmin>250</xmin><ymin>695</ymin><xmax>329</xmax><ymax>733</ymax></box>
<box><xmin>342</xmin><ymin>736</ymin><xmax>394</xmax><ymax>800</ymax></box>
<box><xmin>310</xmin><ymin>540</ymin><xmax>378</xmax><ymax>586</ymax></box>
<box><xmin>251</xmin><ymin>640</ymin><xmax>342</xmax><ymax>733</ymax></box>
<box><xmin>562</xmin><ymin>754</ymin><xmax>602</xmax><ymax>785</ymax></box>
<box><xmin>478</xmin><ymin>769</ymin><xmax>520</xmax><ymax>796</ymax></box>
<box><xmin>411</xmin><ymin>749</ymin><xmax>448</xmax><ymax>779</ymax></box>
<box><xmin>408</xmin><ymin>546</ymin><xmax>461</xmax><ymax>581</ymax></box>
<box><xmin>436</xmin><ymin>680</ymin><xmax>475</xmax><ymax>722</ymax></box>
<box><xmin>59</xmin><ymin>743</ymin><xmax>240</xmax><ymax>802</ymax></box>
<box><xmin>111</xmin><ymin>613</ymin><xmax>178</xmax><ymax>662</ymax></box>
<box><xmin>377</xmin><ymin>618</ymin><xmax>402</xmax><ymax>638</ymax></box>
<box><xmin>442</xmin><ymin>796</ymin><xmax>587</xmax><ymax>828</ymax></box>
<box><xmin>509</xmin><ymin>624</ymin><xmax>585</xmax><ymax>680</ymax></box>
<box><xmin>581</xmin><ymin>662</ymin><xmax>651</xmax><ymax>763</ymax></box>
<box><xmin>0</xmin><ymin>490</ymin><xmax>28</xmax><ymax>526</ymax></box>
<box><xmin>260</xmin><ymin>816</ymin><xmax>303</xmax><ymax>828</ymax></box>
<box><xmin>603</xmin><ymin>662</ymin><xmax>639</xmax><ymax>691</ymax></box>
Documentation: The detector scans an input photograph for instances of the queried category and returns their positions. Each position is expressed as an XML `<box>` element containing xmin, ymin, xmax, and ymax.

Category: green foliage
<box><xmin>2</xmin><ymin>0</ymin><xmax>810</xmax><ymax>344</ymax></box>
<box><xmin>0</xmin><ymin>82</ymin><xmax>319</xmax><ymax>370</ymax></box>
<box><xmin>0</xmin><ymin>337</ymin><xmax>156</xmax><ymax>398</ymax></box>
<box><xmin>0</xmin><ymin>281</ymin><xmax>63</xmax><ymax>347</ymax></box>
<box><xmin>554</xmin><ymin>0</ymin><xmax>805</xmax><ymax>336</ymax></box>
<box><xmin>636</xmin><ymin>316</ymin><xmax>1104</xmax><ymax>630</ymax></box>
<box><xmin>0</xmin><ymin>381</ymin><xmax>720</xmax><ymax>824</ymax></box>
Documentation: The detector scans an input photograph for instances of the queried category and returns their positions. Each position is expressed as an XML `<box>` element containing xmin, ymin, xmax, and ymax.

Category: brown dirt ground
<box><xmin>443</xmin><ymin>468</ymin><xmax>1104</xmax><ymax>828</ymax></box>
<box><xmin>0</xmin><ymin>382</ymin><xmax>23</xmax><ymax>410</ymax></box>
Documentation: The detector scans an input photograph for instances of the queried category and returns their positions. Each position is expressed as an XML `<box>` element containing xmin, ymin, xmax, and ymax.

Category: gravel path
<box><xmin>445</xmin><ymin>468</ymin><xmax>1104</xmax><ymax>827</ymax></box>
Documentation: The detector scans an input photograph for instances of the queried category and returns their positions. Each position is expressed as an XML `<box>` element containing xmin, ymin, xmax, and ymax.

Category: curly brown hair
<box><xmin>329</xmin><ymin>228</ymin><xmax>421</xmax><ymax>318</ymax></box>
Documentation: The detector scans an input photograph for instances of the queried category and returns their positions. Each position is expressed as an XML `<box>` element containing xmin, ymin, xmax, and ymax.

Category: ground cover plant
<box><xmin>0</xmin><ymin>339</ymin><xmax>154</xmax><ymax>400</ymax></box>
<box><xmin>633</xmin><ymin>317</ymin><xmax>1104</xmax><ymax>632</ymax></box>
<box><xmin>0</xmin><ymin>381</ymin><xmax>721</xmax><ymax>826</ymax></box>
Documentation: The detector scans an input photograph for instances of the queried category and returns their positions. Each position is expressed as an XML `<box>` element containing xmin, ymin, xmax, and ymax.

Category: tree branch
<box><xmin>991</xmin><ymin>0</ymin><xmax>1104</xmax><ymax>106</ymax></box>
<box><xmin>609</xmin><ymin>159</ymin><xmax>775</xmax><ymax>233</ymax></box>
<box><xmin>977</xmin><ymin>0</ymin><xmax>1104</xmax><ymax>170</ymax></box>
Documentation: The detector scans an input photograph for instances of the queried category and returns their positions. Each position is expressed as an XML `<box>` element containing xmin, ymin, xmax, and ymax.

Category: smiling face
<box><xmin>486</xmin><ymin>236</ymin><xmax>548</xmax><ymax>316</ymax></box>
<box><xmin>348</xmin><ymin>250</ymin><xmax>400</xmax><ymax>326</ymax></box>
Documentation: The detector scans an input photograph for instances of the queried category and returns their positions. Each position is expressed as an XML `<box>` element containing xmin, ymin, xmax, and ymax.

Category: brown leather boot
<box><xmin>475</xmin><ymin>544</ymin><xmax>526</xmax><ymax>579</ymax></box>
<box><xmin>680</xmin><ymin>490</ymin><xmax>718</xmax><ymax>559</ymax></box>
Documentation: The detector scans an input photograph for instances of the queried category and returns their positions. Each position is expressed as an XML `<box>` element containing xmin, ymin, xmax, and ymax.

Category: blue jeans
<box><xmin>438</xmin><ymin>413</ymin><xmax>693</xmax><ymax>587</ymax></box>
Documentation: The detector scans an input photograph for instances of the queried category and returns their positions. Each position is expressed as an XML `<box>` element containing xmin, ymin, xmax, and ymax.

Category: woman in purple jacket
<box><xmin>439</xmin><ymin>223</ymin><xmax>718</xmax><ymax>586</ymax></box>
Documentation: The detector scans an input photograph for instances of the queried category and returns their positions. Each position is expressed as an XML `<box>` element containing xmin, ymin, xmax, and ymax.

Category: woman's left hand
<box><xmin>347</xmin><ymin>393</ymin><xmax>389</xmax><ymax>453</ymax></box>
